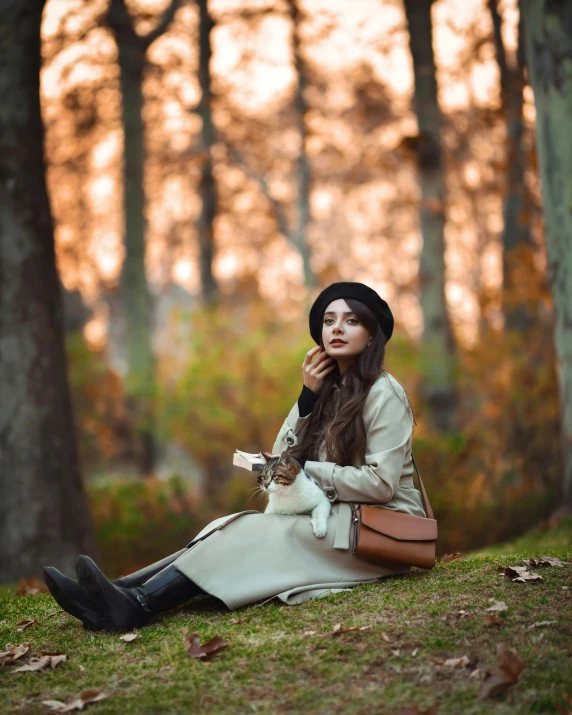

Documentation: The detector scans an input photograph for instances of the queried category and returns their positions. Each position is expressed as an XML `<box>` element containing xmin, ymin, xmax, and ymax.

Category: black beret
<box><xmin>309</xmin><ymin>281</ymin><xmax>394</xmax><ymax>345</ymax></box>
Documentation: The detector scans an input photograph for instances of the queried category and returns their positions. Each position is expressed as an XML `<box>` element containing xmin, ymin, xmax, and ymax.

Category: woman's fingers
<box><xmin>311</xmin><ymin>351</ymin><xmax>329</xmax><ymax>367</ymax></box>
<box><xmin>305</xmin><ymin>346</ymin><xmax>322</xmax><ymax>358</ymax></box>
<box><xmin>307</xmin><ymin>352</ymin><xmax>334</xmax><ymax>374</ymax></box>
<box><xmin>303</xmin><ymin>347</ymin><xmax>336</xmax><ymax>392</ymax></box>
<box><xmin>314</xmin><ymin>363</ymin><xmax>337</xmax><ymax>377</ymax></box>
<box><xmin>313</xmin><ymin>349</ymin><xmax>334</xmax><ymax>366</ymax></box>
<box><xmin>313</xmin><ymin>355</ymin><xmax>335</xmax><ymax>372</ymax></box>
<box><xmin>303</xmin><ymin>346</ymin><xmax>328</xmax><ymax>369</ymax></box>
<box><xmin>302</xmin><ymin>346</ymin><xmax>322</xmax><ymax>367</ymax></box>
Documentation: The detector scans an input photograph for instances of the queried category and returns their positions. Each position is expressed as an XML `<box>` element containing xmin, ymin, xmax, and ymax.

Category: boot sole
<box><xmin>42</xmin><ymin>568</ymin><xmax>103</xmax><ymax>631</ymax></box>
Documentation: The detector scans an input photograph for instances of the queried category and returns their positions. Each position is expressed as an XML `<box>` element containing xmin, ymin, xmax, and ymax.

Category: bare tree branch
<box><xmin>142</xmin><ymin>0</ymin><xmax>183</xmax><ymax>48</ymax></box>
<box><xmin>106</xmin><ymin>0</ymin><xmax>182</xmax><ymax>51</ymax></box>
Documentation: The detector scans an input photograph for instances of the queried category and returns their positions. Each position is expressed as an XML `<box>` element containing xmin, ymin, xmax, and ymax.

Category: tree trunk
<box><xmin>288</xmin><ymin>0</ymin><xmax>316</xmax><ymax>291</ymax></box>
<box><xmin>489</xmin><ymin>0</ymin><xmax>537</xmax><ymax>333</ymax></box>
<box><xmin>521</xmin><ymin>0</ymin><xmax>572</xmax><ymax>512</ymax></box>
<box><xmin>197</xmin><ymin>0</ymin><xmax>219</xmax><ymax>306</ymax></box>
<box><xmin>403</xmin><ymin>0</ymin><xmax>458</xmax><ymax>431</ymax></box>
<box><xmin>118</xmin><ymin>41</ymin><xmax>156</xmax><ymax>474</ymax></box>
<box><xmin>0</xmin><ymin>0</ymin><xmax>93</xmax><ymax>581</ymax></box>
<box><xmin>107</xmin><ymin>0</ymin><xmax>181</xmax><ymax>474</ymax></box>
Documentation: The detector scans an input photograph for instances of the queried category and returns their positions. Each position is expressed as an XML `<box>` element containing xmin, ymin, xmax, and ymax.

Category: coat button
<box><xmin>325</xmin><ymin>488</ymin><xmax>336</xmax><ymax>499</ymax></box>
<box><xmin>286</xmin><ymin>436</ymin><xmax>294</xmax><ymax>445</ymax></box>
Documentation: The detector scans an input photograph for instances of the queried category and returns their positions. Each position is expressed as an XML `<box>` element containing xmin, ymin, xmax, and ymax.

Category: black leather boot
<box><xmin>76</xmin><ymin>554</ymin><xmax>204</xmax><ymax>632</ymax></box>
<box><xmin>113</xmin><ymin>548</ymin><xmax>189</xmax><ymax>589</ymax></box>
<box><xmin>43</xmin><ymin>567</ymin><xmax>104</xmax><ymax>631</ymax></box>
<box><xmin>42</xmin><ymin>547</ymin><xmax>189</xmax><ymax>630</ymax></box>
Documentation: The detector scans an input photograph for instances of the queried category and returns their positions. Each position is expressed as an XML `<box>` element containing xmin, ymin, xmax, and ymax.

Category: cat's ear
<box><xmin>260</xmin><ymin>451</ymin><xmax>274</xmax><ymax>462</ymax></box>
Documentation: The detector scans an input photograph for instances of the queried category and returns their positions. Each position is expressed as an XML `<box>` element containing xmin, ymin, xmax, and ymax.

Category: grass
<box><xmin>467</xmin><ymin>514</ymin><xmax>572</xmax><ymax>557</ymax></box>
<box><xmin>1</xmin><ymin>518</ymin><xmax>571</xmax><ymax>714</ymax></box>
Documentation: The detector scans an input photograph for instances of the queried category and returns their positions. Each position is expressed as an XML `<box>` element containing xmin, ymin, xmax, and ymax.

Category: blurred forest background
<box><xmin>1</xmin><ymin>0</ymin><xmax>571</xmax><ymax>583</ymax></box>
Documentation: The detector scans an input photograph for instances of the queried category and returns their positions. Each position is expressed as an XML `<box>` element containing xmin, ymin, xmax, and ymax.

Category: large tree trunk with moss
<box><xmin>197</xmin><ymin>0</ymin><xmax>219</xmax><ymax>306</ymax></box>
<box><xmin>288</xmin><ymin>0</ymin><xmax>316</xmax><ymax>291</ymax></box>
<box><xmin>0</xmin><ymin>0</ymin><xmax>93</xmax><ymax>581</ymax></box>
<box><xmin>403</xmin><ymin>0</ymin><xmax>458</xmax><ymax>432</ymax></box>
<box><xmin>489</xmin><ymin>1</ymin><xmax>537</xmax><ymax>333</ymax></box>
<box><xmin>107</xmin><ymin>0</ymin><xmax>181</xmax><ymax>474</ymax></box>
<box><xmin>521</xmin><ymin>0</ymin><xmax>572</xmax><ymax>512</ymax></box>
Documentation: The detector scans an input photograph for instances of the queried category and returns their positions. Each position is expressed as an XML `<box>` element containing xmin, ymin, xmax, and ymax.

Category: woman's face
<box><xmin>321</xmin><ymin>298</ymin><xmax>372</xmax><ymax>365</ymax></box>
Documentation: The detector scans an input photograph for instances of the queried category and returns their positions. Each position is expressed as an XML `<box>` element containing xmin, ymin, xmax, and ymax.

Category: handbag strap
<box><xmin>411</xmin><ymin>453</ymin><xmax>435</xmax><ymax>520</ymax></box>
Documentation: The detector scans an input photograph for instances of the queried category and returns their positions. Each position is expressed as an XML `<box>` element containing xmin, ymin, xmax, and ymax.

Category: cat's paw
<box><xmin>312</xmin><ymin>521</ymin><xmax>328</xmax><ymax>538</ymax></box>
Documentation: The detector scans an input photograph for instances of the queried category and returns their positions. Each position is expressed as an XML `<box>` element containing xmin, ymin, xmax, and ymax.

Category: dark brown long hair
<box><xmin>288</xmin><ymin>298</ymin><xmax>415</xmax><ymax>468</ymax></box>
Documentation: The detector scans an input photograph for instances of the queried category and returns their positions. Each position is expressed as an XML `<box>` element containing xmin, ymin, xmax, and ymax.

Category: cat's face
<box><xmin>257</xmin><ymin>451</ymin><xmax>300</xmax><ymax>494</ymax></box>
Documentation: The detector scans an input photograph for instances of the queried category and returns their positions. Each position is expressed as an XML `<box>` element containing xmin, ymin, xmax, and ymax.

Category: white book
<box><xmin>233</xmin><ymin>449</ymin><xmax>279</xmax><ymax>472</ymax></box>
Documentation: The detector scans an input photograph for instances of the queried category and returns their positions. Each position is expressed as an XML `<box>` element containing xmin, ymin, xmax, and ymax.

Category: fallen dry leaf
<box><xmin>0</xmin><ymin>642</ymin><xmax>30</xmax><ymax>666</ymax></box>
<box><xmin>44</xmin><ymin>653</ymin><xmax>67</xmax><ymax>668</ymax></box>
<box><xmin>502</xmin><ymin>566</ymin><xmax>544</xmax><ymax>583</ymax></box>
<box><xmin>484</xmin><ymin>614</ymin><xmax>505</xmax><ymax>628</ymax></box>
<box><xmin>439</xmin><ymin>552</ymin><xmax>463</xmax><ymax>563</ymax></box>
<box><xmin>14</xmin><ymin>578</ymin><xmax>48</xmax><ymax>596</ymax></box>
<box><xmin>183</xmin><ymin>628</ymin><xmax>228</xmax><ymax>661</ymax></box>
<box><xmin>381</xmin><ymin>632</ymin><xmax>391</xmax><ymax>643</ymax></box>
<box><xmin>19</xmin><ymin>657</ymin><xmax>51</xmax><ymax>674</ymax></box>
<box><xmin>42</xmin><ymin>687</ymin><xmax>108</xmax><ymax>712</ymax></box>
<box><xmin>16</xmin><ymin>618</ymin><xmax>39</xmax><ymax>632</ymax></box>
<box><xmin>480</xmin><ymin>644</ymin><xmax>526</xmax><ymax>699</ymax></box>
<box><xmin>503</xmin><ymin>565</ymin><xmax>529</xmax><ymax>577</ymax></box>
<box><xmin>14</xmin><ymin>654</ymin><xmax>66</xmax><ymax>673</ymax></box>
<box><xmin>513</xmin><ymin>572</ymin><xmax>543</xmax><ymax>583</ymax></box>
<box><xmin>119</xmin><ymin>633</ymin><xmax>139</xmax><ymax>643</ymax></box>
<box><xmin>527</xmin><ymin>620</ymin><xmax>557</xmax><ymax>630</ymax></box>
<box><xmin>303</xmin><ymin>630</ymin><xmax>316</xmax><ymax>636</ymax></box>
<box><xmin>47</xmin><ymin>610</ymin><xmax>64</xmax><ymax>618</ymax></box>
<box><xmin>330</xmin><ymin>623</ymin><xmax>366</xmax><ymax>636</ymax></box>
<box><xmin>524</xmin><ymin>556</ymin><xmax>570</xmax><ymax>568</ymax></box>
<box><xmin>486</xmin><ymin>600</ymin><xmax>508</xmax><ymax>612</ymax></box>
<box><xmin>444</xmin><ymin>655</ymin><xmax>470</xmax><ymax>668</ymax></box>
<box><xmin>391</xmin><ymin>649</ymin><xmax>401</xmax><ymax>657</ymax></box>
<box><xmin>412</xmin><ymin>648</ymin><xmax>419</xmax><ymax>657</ymax></box>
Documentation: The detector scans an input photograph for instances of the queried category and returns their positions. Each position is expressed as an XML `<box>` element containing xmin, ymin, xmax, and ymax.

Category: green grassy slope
<box><xmin>1</xmin><ymin>522</ymin><xmax>571</xmax><ymax>714</ymax></box>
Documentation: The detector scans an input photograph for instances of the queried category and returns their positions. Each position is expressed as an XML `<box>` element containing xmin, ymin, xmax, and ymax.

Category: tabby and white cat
<box><xmin>258</xmin><ymin>451</ymin><xmax>331</xmax><ymax>537</ymax></box>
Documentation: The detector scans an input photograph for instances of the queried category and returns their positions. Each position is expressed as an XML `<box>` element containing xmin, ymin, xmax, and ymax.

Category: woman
<box><xmin>43</xmin><ymin>281</ymin><xmax>427</xmax><ymax>632</ymax></box>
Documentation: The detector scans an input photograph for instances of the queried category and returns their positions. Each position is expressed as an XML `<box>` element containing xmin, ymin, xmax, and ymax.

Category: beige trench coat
<box><xmin>174</xmin><ymin>371</ymin><xmax>427</xmax><ymax>609</ymax></box>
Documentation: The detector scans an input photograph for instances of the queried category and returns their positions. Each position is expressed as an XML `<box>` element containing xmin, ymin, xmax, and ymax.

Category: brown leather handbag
<box><xmin>350</xmin><ymin>454</ymin><xmax>437</xmax><ymax>569</ymax></box>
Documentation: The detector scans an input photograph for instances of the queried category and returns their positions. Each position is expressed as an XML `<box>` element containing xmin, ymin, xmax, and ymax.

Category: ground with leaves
<box><xmin>1</xmin><ymin>518</ymin><xmax>571</xmax><ymax>714</ymax></box>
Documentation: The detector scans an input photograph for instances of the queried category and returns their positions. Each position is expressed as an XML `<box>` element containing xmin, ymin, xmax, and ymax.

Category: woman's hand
<box><xmin>302</xmin><ymin>346</ymin><xmax>337</xmax><ymax>394</ymax></box>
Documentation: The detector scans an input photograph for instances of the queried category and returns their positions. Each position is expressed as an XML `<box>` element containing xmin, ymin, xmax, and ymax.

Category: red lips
<box><xmin>330</xmin><ymin>340</ymin><xmax>347</xmax><ymax>345</ymax></box>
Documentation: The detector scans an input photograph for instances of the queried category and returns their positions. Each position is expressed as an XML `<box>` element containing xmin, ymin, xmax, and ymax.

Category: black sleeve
<box><xmin>297</xmin><ymin>384</ymin><xmax>319</xmax><ymax>418</ymax></box>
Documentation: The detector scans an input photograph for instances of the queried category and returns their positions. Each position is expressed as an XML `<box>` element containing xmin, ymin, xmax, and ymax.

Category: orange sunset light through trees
<box><xmin>40</xmin><ymin>0</ymin><xmax>535</xmax><ymax>349</ymax></box>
